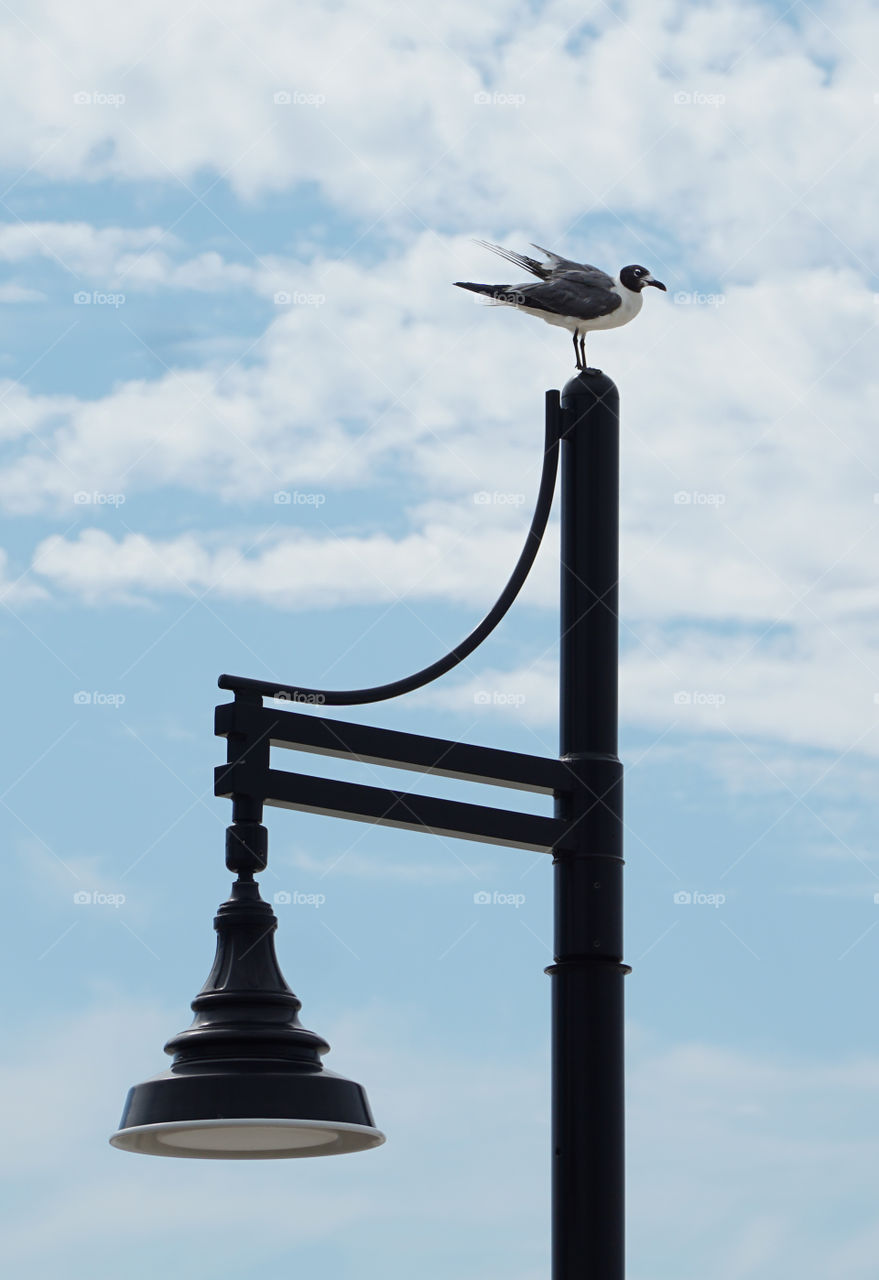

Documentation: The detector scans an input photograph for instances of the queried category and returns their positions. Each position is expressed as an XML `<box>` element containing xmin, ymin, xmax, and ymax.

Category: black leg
<box><xmin>579</xmin><ymin>334</ymin><xmax>587</xmax><ymax>370</ymax></box>
<box><xmin>572</xmin><ymin>329</ymin><xmax>582</xmax><ymax>371</ymax></box>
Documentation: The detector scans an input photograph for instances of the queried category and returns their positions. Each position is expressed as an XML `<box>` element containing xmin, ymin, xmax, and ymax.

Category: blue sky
<box><xmin>2</xmin><ymin>1</ymin><xmax>879</xmax><ymax>1277</ymax></box>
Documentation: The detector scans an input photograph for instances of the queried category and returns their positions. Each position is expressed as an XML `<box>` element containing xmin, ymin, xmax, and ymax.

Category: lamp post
<box><xmin>552</xmin><ymin>371</ymin><xmax>628</xmax><ymax>1280</ymax></box>
<box><xmin>111</xmin><ymin>371</ymin><xmax>629</xmax><ymax>1280</ymax></box>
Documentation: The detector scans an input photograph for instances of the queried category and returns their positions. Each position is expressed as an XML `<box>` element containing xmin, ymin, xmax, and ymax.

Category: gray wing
<box><xmin>530</xmin><ymin>245</ymin><xmax>616</xmax><ymax>290</ymax></box>
<box><xmin>474</xmin><ymin>239</ymin><xmax>551</xmax><ymax>279</ymax></box>
<box><xmin>512</xmin><ymin>270</ymin><xmax>622</xmax><ymax>320</ymax></box>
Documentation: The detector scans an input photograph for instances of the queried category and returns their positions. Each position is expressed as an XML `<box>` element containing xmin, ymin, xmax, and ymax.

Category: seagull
<box><xmin>454</xmin><ymin>240</ymin><xmax>666</xmax><ymax>371</ymax></box>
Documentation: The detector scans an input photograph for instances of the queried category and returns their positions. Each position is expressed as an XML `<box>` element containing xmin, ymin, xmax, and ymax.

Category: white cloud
<box><xmin>31</xmin><ymin>519</ymin><xmax>551</xmax><ymax>610</ymax></box>
<box><xmin>0</xmin><ymin>547</ymin><xmax>48</xmax><ymax>606</ymax></box>
<box><xmin>0</xmin><ymin>0</ymin><xmax>877</xmax><ymax>280</ymax></box>
<box><xmin>3</xmin><ymin>246</ymin><xmax>875</xmax><ymax>758</ymax></box>
<box><xmin>413</xmin><ymin>658</ymin><xmax>559</xmax><ymax>725</ymax></box>
<box><xmin>2</xmin><ymin>231</ymin><xmax>876</xmax><ymax>557</ymax></box>
<box><xmin>0</xmin><ymin>283</ymin><xmax>46</xmax><ymax>302</ymax></box>
<box><xmin>0</xmin><ymin>219</ymin><xmax>312</xmax><ymax>297</ymax></box>
<box><xmin>0</xmin><ymin>221</ymin><xmax>172</xmax><ymax>276</ymax></box>
<box><xmin>417</xmin><ymin>618</ymin><xmax>879</xmax><ymax>760</ymax></box>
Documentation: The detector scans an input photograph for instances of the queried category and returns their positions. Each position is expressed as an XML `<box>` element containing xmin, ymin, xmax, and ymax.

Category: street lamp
<box><xmin>111</xmin><ymin>371</ymin><xmax>629</xmax><ymax>1280</ymax></box>
<box><xmin>109</xmin><ymin>870</ymin><xmax>385</xmax><ymax>1159</ymax></box>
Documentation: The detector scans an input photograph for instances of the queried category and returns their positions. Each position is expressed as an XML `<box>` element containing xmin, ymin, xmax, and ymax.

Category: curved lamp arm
<box><xmin>219</xmin><ymin>390</ymin><xmax>562</xmax><ymax>706</ymax></box>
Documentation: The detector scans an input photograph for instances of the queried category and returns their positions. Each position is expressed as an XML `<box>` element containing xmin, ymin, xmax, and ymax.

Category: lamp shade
<box><xmin>110</xmin><ymin>878</ymin><xmax>385</xmax><ymax>1159</ymax></box>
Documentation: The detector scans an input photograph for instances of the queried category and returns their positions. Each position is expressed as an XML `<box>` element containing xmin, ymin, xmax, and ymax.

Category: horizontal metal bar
<box><xmin>215</xmin><ymin>763</ymin><xmax>565</xmax><ymax>854</ymax></box>
<box><xmin>215</xmin><ymin>700</ymin><xmax>568</xmax><ymax>795</ymax></box>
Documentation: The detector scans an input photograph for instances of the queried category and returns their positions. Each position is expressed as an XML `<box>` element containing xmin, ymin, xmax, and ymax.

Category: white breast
<box><xmin>534</xmin><ymin>283</ymin><xmax>643</xmax><ymax>335</ymax></box>
<box><xmin>587</xmin><ymin>284</ymin><xmax>643</xmax><ymax>331</ymax></box>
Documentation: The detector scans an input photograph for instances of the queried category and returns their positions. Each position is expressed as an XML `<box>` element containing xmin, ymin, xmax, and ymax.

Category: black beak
<box><xmin>646</xmin><ymin>279</ymin><xmax>666</xmax><ymax>291</ymax></box>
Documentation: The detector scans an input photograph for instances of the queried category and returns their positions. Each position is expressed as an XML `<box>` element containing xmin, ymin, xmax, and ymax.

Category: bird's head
<box><xmin>619</xmin><ymin>265</ymin><xmax>667</xmax><ymax>293</ymax></box>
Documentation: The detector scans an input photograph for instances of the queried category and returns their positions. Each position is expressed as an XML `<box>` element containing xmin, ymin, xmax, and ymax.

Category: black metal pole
<box><xmin>548</xmin><ymin>373</ymin><xmax>629</xmax><ymax>1280</ymax></box>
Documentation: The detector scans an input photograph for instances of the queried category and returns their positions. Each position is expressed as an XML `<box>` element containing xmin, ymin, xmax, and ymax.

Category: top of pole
<box><xmin>560</xmin><ymin>369</ymin><xmax>619</xmax><ymax>415</ymax></box>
